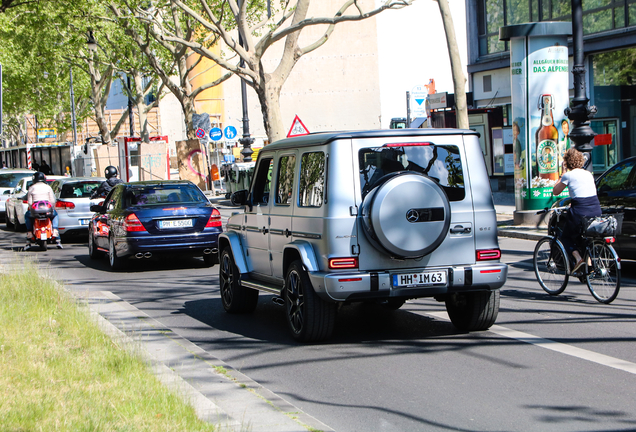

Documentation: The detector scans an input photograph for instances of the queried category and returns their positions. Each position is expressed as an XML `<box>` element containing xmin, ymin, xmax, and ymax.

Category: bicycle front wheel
<box><xmin>585</xmin><ymin>241</ymin><xmax>621</xmax><ymax>304</ymax></box>
<box><xmin>534</xmin><ymin>237</ymin><xmax>569</xmax><ymax>295</ymax></box>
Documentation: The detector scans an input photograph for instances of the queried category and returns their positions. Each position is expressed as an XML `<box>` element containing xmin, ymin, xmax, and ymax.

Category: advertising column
<box><xmin>500</xmin><ymin>22</ymin><xmax>572</xmax><ymax>217</ymax></box>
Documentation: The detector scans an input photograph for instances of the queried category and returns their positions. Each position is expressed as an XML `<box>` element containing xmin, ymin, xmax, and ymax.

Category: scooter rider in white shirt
<box><xmin>25</xmin><ymin>172</ymin><xmax>62</xmax><ymax>250</ymax></box>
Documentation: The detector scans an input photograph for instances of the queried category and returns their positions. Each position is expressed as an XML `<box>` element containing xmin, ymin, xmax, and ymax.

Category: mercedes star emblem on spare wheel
<box><xmin>406</xmin><ymin>209</ymin><xmax>419</xmax><ymax>223</ymax></box>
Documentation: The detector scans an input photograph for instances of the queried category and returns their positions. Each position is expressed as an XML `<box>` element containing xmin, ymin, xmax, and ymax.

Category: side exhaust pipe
<box><xmin>144</xmin><ymin>252</ymin><xmax>152</xmax><ymax>258</ymax></box>
<box><xmin>135</xmin><ymin>253</ymin><xmax>144</xmax><ymax>259</ymax></box>
<box><xmin>272</xmin><ymin>297</ymin><xmax>285</xmax><ymax>306</ymax></box>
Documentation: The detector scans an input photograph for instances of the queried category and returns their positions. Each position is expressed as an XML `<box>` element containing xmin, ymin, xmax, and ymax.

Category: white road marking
<box><xmin>427</xmin><ymin>311</ymin><xmax>636</xmax><ymax>375</ymax></box>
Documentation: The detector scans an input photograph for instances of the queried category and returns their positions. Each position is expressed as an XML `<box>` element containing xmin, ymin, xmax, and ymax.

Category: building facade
<box><xmin>465</xmin><ymin>0</ymin><xmax>636</xmax><ymax>175</ymax></box>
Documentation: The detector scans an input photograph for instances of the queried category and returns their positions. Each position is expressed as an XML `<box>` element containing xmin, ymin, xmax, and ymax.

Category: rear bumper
<box><xmin>309</xmin><ymin>263</ymin><xmax>508</xmax><ymax>302</ymax></box>
<box><xmin>115</xmin><ymin>232</ymin><xmax>221</xmax><ymax>257</ymax></box>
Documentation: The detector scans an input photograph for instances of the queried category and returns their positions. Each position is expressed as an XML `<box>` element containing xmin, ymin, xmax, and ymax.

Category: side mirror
<box><xmin>90</xmin><ymin>204</ymin><xmax>103</xmax><ymax>213</ymax></box>
<box><xmin>230</xmin><ymin>189</ymin><xmax>249</xmax><ymax>207</ymax></box>
<box><xmin>3</xmin><ymin>190</ymin><xmax>10</xmax><ymax>195</ymax></box>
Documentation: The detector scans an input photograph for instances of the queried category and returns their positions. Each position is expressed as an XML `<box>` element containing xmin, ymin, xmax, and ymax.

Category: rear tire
<box><xmin>40</xmin><ymin>240</ymin><xmax>47</xmax><ymax>252</ymax></box>
<box><xmin>5</xmin><ymin>213</ymin><xmax>14</xmax><ymax>229</ymax></box>
<box><xmin>445</xmin><ymin>290</ymin><xmax>500</xmax><ymax>331</ymax></box>
<box><xmin>219</xmin><ymin>248</ymin><xmax>258</xmax><ymax>313</ymax></box>
<box><xmin>108</xmin><ymin>236</ymin><xmax>124</xmax><ymax>270</ymax></box>
<box><xmin>585</xmin><ymin>241</ymin><xmax>620</xmax><ymax>304</ymax></box>
<box><xmin>13</xmin><ymin>212</ymin><xmax>20</xmax><ymax>232</ymax></box>
<box><xmin>533</xmin><ymin>237</ymin><xmax>569</xmax><ymax>295</ymax></box>
<box><xmin>285</xmin><ymin>260</ymin><xmax>336</xmax><ymax>342</ymax></box>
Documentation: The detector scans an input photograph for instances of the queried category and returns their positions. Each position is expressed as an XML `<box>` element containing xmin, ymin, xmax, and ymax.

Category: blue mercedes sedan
<box><xmin>88</xmin><ymin>180</ymin><xmax>222</xmax><ymax>270</ymax></box>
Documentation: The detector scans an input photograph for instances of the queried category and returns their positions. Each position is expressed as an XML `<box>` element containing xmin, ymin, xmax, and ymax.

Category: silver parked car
<box><xmin>50</xmin><ymin>177</ymin><xmax>106</xmax><ymax>237</ymax></box>
<box><xmin>0</xmin><ymin>169</ymin><xmax>34</xmax><ymax>222</ymax></box>
<box><xmin>5</xmin><ymin>175</ymin><xmax>64</xmax><ymax>230</ymax></box>
<box><xmin>220</xmin><ymin>129</ymin><xmax>508</xmax><ymax>342</ymax></box>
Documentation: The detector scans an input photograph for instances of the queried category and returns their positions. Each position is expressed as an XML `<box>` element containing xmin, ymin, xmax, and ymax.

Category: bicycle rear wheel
<box><xmin>533</xmin><ymin>237</ymin><xmax>569</xmax><ymax>295</ymax></box>
<box><xmin>585</xmin><ymin>241</ymin><xmax>620</xmax><ymax>304</ymax></box>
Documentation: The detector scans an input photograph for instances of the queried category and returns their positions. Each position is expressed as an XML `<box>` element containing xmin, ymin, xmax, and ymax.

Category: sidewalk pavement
<box><xmin>493</xmin><ymin>191</ymin><xmax>547</xmax><ymax>241</ymax></box>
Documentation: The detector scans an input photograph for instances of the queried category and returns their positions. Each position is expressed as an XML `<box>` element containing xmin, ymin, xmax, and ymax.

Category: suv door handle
<box><xmin>262</xmin><ymin>226</ymin><xmax>269</xmax><ymax>234</ymax></box>
<box><xmin>450</xmin><ymin>225</ymin><xmax>471</xmax><ymax>234</ymax></box>
<box><xmin>284</xmin><ymin>229</ymin><xmax>291</xmax><ymax>237</ymax></box>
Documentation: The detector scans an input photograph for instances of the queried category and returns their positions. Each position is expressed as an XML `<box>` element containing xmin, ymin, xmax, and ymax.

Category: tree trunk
<box><xmin>257</xmin><ymin>80</ymin><xmax>286</xmax><ymax>143</ymax></box>
<box><xmin>437</xmin><ymin>0</ymin><xmax>469</xmax><ymax>129</ymax></box>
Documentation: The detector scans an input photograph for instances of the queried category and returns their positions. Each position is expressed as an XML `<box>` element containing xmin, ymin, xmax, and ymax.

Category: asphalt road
<box><xmin>3</xmin><ymin>221</ymin><xmax>636</xmax><ymax>432</ymax></box>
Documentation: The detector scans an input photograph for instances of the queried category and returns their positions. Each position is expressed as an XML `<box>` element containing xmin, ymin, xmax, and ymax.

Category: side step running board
<box><xmin>240</xmin><ymin>278</ymin><xmax>282</xmax><ymax>295</ymax></box>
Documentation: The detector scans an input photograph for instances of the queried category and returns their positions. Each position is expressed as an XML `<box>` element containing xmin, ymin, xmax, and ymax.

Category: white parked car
<box><xmin>5</xmin><ymin>175</ymin><xmax>65</xmax><ymax>230</ymax></box>
<box><xmin>50</xmin><ymin>177</ymin><xmax>106</xmax><ymax>237</ymax></box>
<box><xmin>0</xmin><ymin>169</ymin><xmax>34</xmax><ymax>222</ymax></box>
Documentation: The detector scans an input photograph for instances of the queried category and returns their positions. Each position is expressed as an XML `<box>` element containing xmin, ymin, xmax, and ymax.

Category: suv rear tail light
<box><xmin>477</xmin><ymin>249</ymin><xmax>501</xmax><ymax>261</ymax></box>
<box><xmin>124</xmin><ymin>213</ymin><xmax>146</xmax><ymax>232</ymax></box>
<box><xmin>329</xmin><ymin>257</ymin><xmax>358</xmax><ymax>269</ymax></box>
<box><xmin>205</xmin><ymin>208</ymin><xmax>222</xmax><ymax>227</ymax></box>
<box><xmin>55</xmin><ymin>200</ymin><xmax>75</xmax><ymax>209</ymax></box>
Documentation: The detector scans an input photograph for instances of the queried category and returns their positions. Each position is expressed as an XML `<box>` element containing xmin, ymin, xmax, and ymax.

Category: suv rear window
<box><xmin>359</xmin><ymin>143</ymin><xmax>465</xmax><ymax>201</ymax></box>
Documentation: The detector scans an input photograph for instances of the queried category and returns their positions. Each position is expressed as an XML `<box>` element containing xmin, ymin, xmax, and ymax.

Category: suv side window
<box><xmin>299</xmin><ymin>152</ymin><xmax>325</xmax><ymax>207</ymax></box>
<box><xmin>252</xmin><ymin>158</ymin><xmax>273</xmax><ymax>205</ymax></box>
<box><xmin>275</xmin><ymin>155</ymin><xmax>296</xmax><ymax>205</ymax></box>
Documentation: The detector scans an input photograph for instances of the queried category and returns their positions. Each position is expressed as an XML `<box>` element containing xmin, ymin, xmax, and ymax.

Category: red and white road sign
<box><xmin>195</xmin><ymin>128</ymin><xmax>206</xmax><ymax>139</ymax></box>
<box><xmin>287</xmin><ymin>115</ymin><xmax>310</xmax><ymax>138</ymax></box>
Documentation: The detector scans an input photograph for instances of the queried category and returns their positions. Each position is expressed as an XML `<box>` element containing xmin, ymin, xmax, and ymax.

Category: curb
<box><xmin>79</xmin><ymin>290</ymin><xmax>334</xmax><ymax>432</ymax></box>
<box><xmin>497</xmin><ymin>228</ymin><xmax>546</xmax><ymax>241</ymax></box>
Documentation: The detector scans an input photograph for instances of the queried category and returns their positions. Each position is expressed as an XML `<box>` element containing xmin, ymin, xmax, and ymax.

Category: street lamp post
<box><xmin>69</xmin><ymin>65</ymin><xmax>78</xmax><ymax>175</ymax></box>
<box><xmin>565</xmin><ymin>0</ymin><xmax>597</xmax><ymax>172</ymax></box>
<box><xmin>237</xmin><ymin>0</ymin><xmax>254</xmax><ymax>162</ymax></box>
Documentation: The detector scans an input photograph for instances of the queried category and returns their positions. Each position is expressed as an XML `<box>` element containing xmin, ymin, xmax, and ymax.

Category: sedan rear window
<box><xmin>359</xmin><ymin>143</ymin><xmax>465</xmax><ymax>201</ymax></box>
<box><xmin>125</xmin><ymin>184</ymin><xmax>207</xmax><ymax>207</ymax></box>
<box><xmin>60</xmin><ymin>181</ymin><xmax>103</xmax><ymax>198</ymax></box>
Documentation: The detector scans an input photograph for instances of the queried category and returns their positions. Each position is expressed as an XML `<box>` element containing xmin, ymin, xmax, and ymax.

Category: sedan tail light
<box><xmin>205</xmin><ymin>208</ymin><xmax>222</xmax><ymax>228</ymax></box>
<box><xmin>55</xmin><ymin>200</ymin><xmax>75</xmax><ymax>209</ymax></box>
<box><xmin>124</xmin><ymin>213</ymin><xmax>146</xmax><ymax>232</ymax></box>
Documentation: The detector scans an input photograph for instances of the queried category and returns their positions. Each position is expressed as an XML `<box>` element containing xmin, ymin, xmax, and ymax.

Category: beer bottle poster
<box><xmin>509</xmin><ymin>35</ymin><xmax>570</xmax><ymax>210</ymax></box>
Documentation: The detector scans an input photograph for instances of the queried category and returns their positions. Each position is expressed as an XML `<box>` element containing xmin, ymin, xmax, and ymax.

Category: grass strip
<box><xmin>0</xmin><ymin>262</ymin><xmax>216</xmax><ymax>431</ymax></box>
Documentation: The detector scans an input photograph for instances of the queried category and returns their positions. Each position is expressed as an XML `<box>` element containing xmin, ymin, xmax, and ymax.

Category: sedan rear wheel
<box><xmin>108</xmin><ymin>236</ymin><xmax>124</xmax><ymax>270</ymax></box>
<box><xmin>5</xmin><ymin>212</ymin><xmax>14</xmax><ymax>229</ymax></box>
<box><xmin>13</xmin><ymin>211</ymin><xmax>20</xmax><ymax>232</ymax></box>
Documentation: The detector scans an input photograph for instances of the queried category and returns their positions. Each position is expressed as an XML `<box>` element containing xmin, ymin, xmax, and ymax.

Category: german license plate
<box><xmin>159</xmin><ymin>219</ymin><xmax>193</xmax><ymax>229</ymax></box>
<box><xmin>79</xmin><ymin>219</ymin><xmax>90</xmax><ymax>225</ymax></box>
<box><xmin>392</xmin><ymin>270</ymin><xmax>447</xmax><ymax>287</ymax></box>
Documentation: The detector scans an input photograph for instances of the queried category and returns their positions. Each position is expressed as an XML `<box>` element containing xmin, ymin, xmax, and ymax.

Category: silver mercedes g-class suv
<box><xmin>219</xmin><ymin>129</ymin><xmax>507</xmax><ymax>341</ymax></box>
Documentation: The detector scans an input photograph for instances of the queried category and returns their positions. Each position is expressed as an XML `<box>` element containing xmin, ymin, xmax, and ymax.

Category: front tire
<box><xmin>285</xmin><ymin>260</ymin><xmax>336</xmax><ymax>342</ymax></box>
<box><xmin>88</xmin><ymin>231</ymin><xmax>102</xmax><ymax>259</ymax></box>
<box><xmin>445</xmin><ymin>290</ymin><xmax>500</xmax><ymax>331</ymax></box>
<box><xmin>219</xmin><ymin>248</ymin><xmax>258</xmax><ymax>313</ymax></box>
<box><xmin>534</xmin><ymin>237</ymin><xmax>569</xmax><ymax>295</ymax></box>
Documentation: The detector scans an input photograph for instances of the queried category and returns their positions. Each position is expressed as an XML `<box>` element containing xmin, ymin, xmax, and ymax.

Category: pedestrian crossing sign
<box><xmin>287</xmin><ymin>115</ymin><xmax>310</xmax><ymax>138</ymax></box>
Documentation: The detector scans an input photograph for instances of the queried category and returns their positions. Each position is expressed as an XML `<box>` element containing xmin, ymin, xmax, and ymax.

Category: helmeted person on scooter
<box><xmin>90</xmin><ymin>166</ymin><xmax>123</xmax><ymax>199</ymax></box>
<box><xmin>25</xmin><ymin>172</ymin><xmax>62</xmax><ymax>250</ymax></box>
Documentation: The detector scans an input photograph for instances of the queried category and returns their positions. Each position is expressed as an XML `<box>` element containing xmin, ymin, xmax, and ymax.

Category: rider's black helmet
<box><xmin>105</xmin><ymin>166</ymin><xmax>118</xmax><ymax>179</ymax></box>
<box><xmin>32</xmin><ymin>171</ymin><xmax>46</xmax><ymax>184</ymax></box>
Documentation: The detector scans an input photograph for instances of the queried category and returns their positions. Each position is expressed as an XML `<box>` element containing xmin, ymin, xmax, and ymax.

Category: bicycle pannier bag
<box><xmin>582</xmin><ymin>215</ymin><xmax>620</xmax><ymax>237</ymax></box>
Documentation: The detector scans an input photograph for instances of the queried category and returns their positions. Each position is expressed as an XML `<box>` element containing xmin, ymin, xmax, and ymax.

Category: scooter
<box><xmin>30</xmin><ymin>201</ymin><xmax>55</xmax><ymax>251</ymax></box>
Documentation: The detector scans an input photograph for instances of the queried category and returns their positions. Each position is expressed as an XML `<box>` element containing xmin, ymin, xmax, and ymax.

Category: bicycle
<box><xmin>533</xmin><ymin>206</ymin><xmax>621</xmax><ymax>304</ymax></box>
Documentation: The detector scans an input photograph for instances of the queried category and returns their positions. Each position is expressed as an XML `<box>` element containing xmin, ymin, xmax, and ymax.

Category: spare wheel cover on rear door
<box><xmin>363</xmin><ymin>173</ymin><xmax>451</xmax><ymax>258</ymax></box>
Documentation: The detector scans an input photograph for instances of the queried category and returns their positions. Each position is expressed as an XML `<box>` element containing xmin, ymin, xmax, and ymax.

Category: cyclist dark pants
<box><xmin>559</xmin><ymin>196</ymin><xmax>601</xmax><ymax>259</ymax></box>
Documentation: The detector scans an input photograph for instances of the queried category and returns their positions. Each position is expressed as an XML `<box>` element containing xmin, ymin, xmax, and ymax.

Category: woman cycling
<box><xmin>552</xmin><ymin>148</ymin><xmax>601</xmax><ymax>272</ymax></box>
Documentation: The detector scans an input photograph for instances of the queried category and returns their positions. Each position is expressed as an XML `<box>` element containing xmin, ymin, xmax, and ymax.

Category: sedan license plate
<box><xmin>159</xmin><ymin>219</ymin><xmax>193</xmax><ymax>229</ymax></box>
<box><xmin>79</xmin><ymin>219</ymin><xmax>90</xmax><ymax>225</ymax></box>
<box><xmin>392</xmin><ymin>270</ymin><xmax>447</xmax><ymax>287</ymax></box>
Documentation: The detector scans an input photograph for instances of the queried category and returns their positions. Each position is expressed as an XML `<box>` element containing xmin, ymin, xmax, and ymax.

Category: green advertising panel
<box><xmin>502</xmin><ymin>23</ymin><xmax>572</xmax><ymax>211</ymax></box>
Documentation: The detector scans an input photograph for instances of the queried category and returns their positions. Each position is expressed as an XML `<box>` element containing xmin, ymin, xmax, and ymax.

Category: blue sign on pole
<box><xmin>224</xmin><ymin>126</ymin><xmax>238</xmax><ymax>140</ymax></box>
<box><xmin>210</xmin><ymin>127</ymin><xmax>223</xmax><ymax>141</ymax></box>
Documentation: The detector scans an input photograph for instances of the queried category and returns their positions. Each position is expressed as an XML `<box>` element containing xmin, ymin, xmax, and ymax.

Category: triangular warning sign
<box><xmin>287</xmin><ymin>115</ymin><xmax>310</xmax><ymax>138</ymax></box>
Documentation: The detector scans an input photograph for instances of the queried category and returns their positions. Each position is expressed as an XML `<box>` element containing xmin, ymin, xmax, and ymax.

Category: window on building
<box><xmin>477</xmin><ymin>0</ymin><xmax>633</xmax><ymax>56</ymax></box>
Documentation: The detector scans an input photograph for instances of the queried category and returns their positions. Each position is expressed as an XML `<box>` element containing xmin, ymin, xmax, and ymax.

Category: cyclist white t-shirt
<box><xmin>560</xmin><ymin>168</ymin><xmax>596</xmax><ymax>198</ymax></box>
